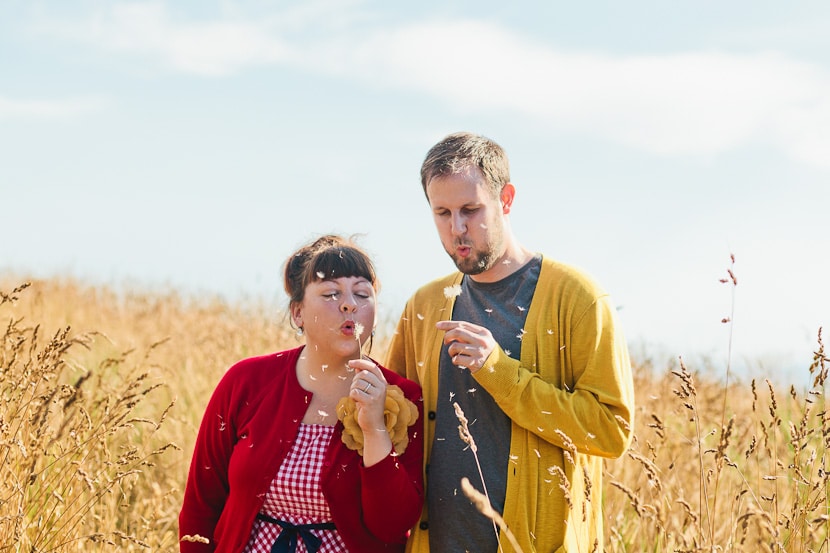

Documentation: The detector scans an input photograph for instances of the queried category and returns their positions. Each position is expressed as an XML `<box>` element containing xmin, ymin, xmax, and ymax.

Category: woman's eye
<box><xmin>323</xmin><ymin>292</ymin><xmax>340</xmax><ymax>300</ymax></box>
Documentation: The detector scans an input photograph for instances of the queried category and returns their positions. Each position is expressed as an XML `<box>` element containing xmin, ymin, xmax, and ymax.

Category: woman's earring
<box><xmin>296</xmin><ymin>326</ymin><xmax>304</xmax><ymax>337</ymax></box>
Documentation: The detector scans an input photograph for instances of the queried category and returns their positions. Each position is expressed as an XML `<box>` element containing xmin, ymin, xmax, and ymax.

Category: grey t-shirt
<box><xmin>428</xmin><ymin>255</ymin><xmax>541</xmax><ymax>552</ymax></box>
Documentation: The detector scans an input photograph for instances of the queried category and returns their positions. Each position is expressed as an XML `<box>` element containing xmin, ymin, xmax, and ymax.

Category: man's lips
<box><xmin>456</xmin><ymin>246</ymin><xmax>472</xmax><ymax>258</ymax></box>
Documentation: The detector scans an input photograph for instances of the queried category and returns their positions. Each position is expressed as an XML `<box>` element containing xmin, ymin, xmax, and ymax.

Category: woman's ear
<box><xmin>290</xmin><ymin>303</ymin><xmax>303</xmax><ymax>330</ymax></box>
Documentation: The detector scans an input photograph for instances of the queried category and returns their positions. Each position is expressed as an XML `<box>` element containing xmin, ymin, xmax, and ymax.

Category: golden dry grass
<box><xmin>0</xmin><ymin>274</ymin><xmax>826</xmax><ymax>552</ymax></box>
<box><xmin>0</xmin><ymin>276</ymin><xmax>294</xmax><ymax>551</ymax></box>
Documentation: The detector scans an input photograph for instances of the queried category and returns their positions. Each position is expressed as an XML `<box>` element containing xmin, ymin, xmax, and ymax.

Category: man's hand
<box><xmin>436</xmin><ymin>320</ymin><xmax>497</xmax><ymax>373</ymax></box>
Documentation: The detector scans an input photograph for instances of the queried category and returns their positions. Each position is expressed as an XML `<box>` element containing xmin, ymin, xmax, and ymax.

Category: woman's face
<box><xmin>293</xmin><ymin>275</ymin><xmax>376</xmax><ymax>360</ymax></box>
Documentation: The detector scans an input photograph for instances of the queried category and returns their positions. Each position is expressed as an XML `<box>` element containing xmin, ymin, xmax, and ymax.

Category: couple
<box><xmin>179</xmin><ymin>132</ymin><xmax>636</xmax><ymax>553</ymax></box>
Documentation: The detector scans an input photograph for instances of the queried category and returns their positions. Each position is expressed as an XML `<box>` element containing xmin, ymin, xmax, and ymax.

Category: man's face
<box><xmin>425</xmin><ymin>166</ymin><xmax>507</xmax><ymax>278</ymax></box>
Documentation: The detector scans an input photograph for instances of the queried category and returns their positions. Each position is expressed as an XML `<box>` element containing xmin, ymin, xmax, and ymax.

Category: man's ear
<box><xmin>500</xmin><ymin>183</ymin><xmax>516</xmax><ymax>214</ymax></box>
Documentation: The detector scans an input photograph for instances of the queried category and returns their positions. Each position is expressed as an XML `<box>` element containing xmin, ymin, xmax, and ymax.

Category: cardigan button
<box><xmin>428</xmin><ymin>411</ymin><xmax>436</xmax><ymax>420</ymax></box>
<box><xmin>419</xmin><ymin>521</ymin><xmax>429</xmax><ymax>530</ymax></box>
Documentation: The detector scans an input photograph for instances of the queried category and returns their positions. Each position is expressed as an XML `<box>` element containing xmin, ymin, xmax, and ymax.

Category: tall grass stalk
<box><xmin>1</xmin><ymin>273</ymin><xmax>826</xmax><ymax>551</ymax></box>
<box><xmin>453</xmin><ymin>402</ymin><xmax>509</xmax><ymax>553</ymax></box>
<box><xmin>604</xmin><ymin>255</ymin><xmax>829</xmax><ymax>552</ymax></box>
<box><xmin>0</xmin><ymin>282</ymin><xmax>176</xmax><ymax>550</ymax></box>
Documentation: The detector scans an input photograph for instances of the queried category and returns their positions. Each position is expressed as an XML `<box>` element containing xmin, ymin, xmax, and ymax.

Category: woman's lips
<box><xmin>341</xmin><ymin>320</ymin><xmax>355</xmax><ymax>335</ymax></box>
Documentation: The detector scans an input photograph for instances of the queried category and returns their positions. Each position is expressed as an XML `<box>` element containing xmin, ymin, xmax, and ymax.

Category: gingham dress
<box><xmin>243</xmin><ymin>424</ymin><xmax>348</xmax><ymax>553</ymax></box>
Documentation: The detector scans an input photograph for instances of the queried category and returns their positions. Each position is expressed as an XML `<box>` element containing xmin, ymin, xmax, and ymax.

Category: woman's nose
<box><xmin>340</xmin><ymin>295</ymin><xmax>357</xmax><ymax>312</ymax></box>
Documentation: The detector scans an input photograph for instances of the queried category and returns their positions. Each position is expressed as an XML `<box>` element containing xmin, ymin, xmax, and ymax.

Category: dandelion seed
<box><xmin>559</xmin><ymin>345</ymin><xmax>566</xmax><ymax>351</ymax></box>
<box><xmin>443</xmin><ymin>284</ymin><xmax>462</xmax><ymax>299</ymax></box>
<box><xmin>417</xmin><ymin>313</ymin><xmax>425</xmax><ymax>320</ymax></box>
<box><xmin>533</xmin><ymin>449</ymin><xmax>541</xmax><ymax>458</ymax></box>
<box><xmin>505</xmin><ymin>349</ymin><xmax>512</xmax><ymax>356</ymax></box>
<box><xmin>546</xmin><ymin>329</ymin><xmax>554</xmax><ymax>335</ymax></box>
<box><xmin>449</xmin><ymin>391</ymin><xmax>456</xmax><ymax>401</ymax></box>
<box><xmin>541</xmin><ymin>410</ymin><xmax>552</xmax><ymax>415</ymax></box>
<box><xmin>321</xmin><ymin>364</ymin><xmax>328</xmax><ymax>371</ymax></box>
<box><xmin>316</xmin><ymin>271</ymin><xmax>325</xmax><ymax>279</ymax></box>
<box><xmin>517</xmin><ymin>305</ymin><xmax>526</xmax><ymax>312</ymax></box>
<box><xmin>468</xmin><ymin>388</ymin><xmax>477</xmax><ymax>393</ymax></box>
<box><xmin>485</xmin><ymin>308</ymin><xmax>493</xmax><ymax>314</ymax></box>
<box><xmin>317</xmin><ymin>410</ymin><xmax>329</xmax><ymax>418</ymax></box>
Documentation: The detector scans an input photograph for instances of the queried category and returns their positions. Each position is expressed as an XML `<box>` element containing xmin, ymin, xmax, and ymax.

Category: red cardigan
<box><xmin>179</xmin><ymin>346</ymin><xmax>424</xmax><ymax>552</ymax></box>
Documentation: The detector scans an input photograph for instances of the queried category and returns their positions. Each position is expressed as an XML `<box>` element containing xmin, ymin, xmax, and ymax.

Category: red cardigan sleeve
<box><xmin>360</xmin><ymin>372</ymin><xmax>424</xmax><ymax>540</ymax></box>
<box><xmin>178</xmin><ymin>364</ymin><xmax>238</xmax><ymax>552</ymax></box>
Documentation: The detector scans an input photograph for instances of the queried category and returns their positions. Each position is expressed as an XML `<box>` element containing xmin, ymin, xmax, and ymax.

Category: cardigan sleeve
<box><xmin>358</xmin><ymin>376</ymin><xmax>425</xmax><ymax>542</ymax></box>
<box><xmin>178</xmin><ymin>368</ymin><xmax>239</xmax><ymax>552</ymax></box>
<box><xmin>473</xmin><ymin>294</ymin><xmax>635</xmax><ymax>459</ymax></box>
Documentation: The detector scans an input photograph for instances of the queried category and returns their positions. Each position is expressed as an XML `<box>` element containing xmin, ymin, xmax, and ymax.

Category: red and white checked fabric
<box><xmin>244</xmin><ymin>424</ymin><xmax>348</xmax><ymax>553</ymax></box>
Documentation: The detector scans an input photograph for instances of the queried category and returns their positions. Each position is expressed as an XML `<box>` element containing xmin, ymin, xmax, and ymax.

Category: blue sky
<box><xmin>2</xmin><ymin>1</ymin><xmax>828</xmax><ymax>385</ymax></box>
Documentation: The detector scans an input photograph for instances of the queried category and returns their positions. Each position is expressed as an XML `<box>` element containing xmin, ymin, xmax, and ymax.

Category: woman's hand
<box><xmin>346</xmin><ymin>358</ymin><xmax>392</xmax><ymax>466</ymax></box>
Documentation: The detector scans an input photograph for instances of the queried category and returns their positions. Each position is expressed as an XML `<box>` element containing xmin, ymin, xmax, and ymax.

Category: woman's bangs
<box><xmin>310</xmin><ymin>247</ymin><xmax>375</xmax><ymax>283</ymax></box>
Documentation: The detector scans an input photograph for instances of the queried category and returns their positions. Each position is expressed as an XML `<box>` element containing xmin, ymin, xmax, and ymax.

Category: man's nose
<box><xmin>451</xmin><ymin>213</ymin><xmax>467</xmax><ymax>235</ymax></box>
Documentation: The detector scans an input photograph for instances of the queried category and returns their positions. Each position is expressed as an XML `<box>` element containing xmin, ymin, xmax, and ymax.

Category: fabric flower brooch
<box><xmin>336</xmin><ymin>385</ymin><xmax>419</xmax><ymax>456</ymax></box>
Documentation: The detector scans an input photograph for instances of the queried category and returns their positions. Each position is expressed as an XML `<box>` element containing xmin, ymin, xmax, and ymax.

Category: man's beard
<box><xmin>449</xmin><ymin>246</ymin><xmax>495</xmax><ymax>276</ymax></box>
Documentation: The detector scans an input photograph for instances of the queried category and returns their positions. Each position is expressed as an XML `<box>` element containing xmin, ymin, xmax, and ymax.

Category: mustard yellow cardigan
<box><xmin>385</xmin><ymin>256</ymin><xmax>635</xmax><ymax>553</ymax></box>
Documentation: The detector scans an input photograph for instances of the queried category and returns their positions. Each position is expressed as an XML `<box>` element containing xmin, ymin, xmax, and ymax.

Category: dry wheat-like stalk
<box><xmin>4</xmin><ymin>268</ymin><xmax>828</xmax><ymax>552</ymax></box>
<box><xmin>460</xmin><ymin>477</ymin><xmax>524</xmax><ymax>553</ymax></box>
<box><xmin>453</xmin><ymin>401</ymin><xmax>504</xmax><ymax>551</ymax></box>
<box><xmin>0</xmin><ymin>281</ymin><xmax>178</xmax><ymax>551</ymax></box>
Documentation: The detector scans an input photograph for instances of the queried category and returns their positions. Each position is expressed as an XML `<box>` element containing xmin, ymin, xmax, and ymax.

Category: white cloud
<box><xmin>316</xmin><ymin>20</ymin><xmax>830</xmax><ymax>167</ymax></box>
<box><xmin>0</xmin><ymin>96</ymin><xmax>105</xmax><ymax>119</ymax></box>
<box><xmin>28</xmin><ymin>5</ymin><xmax>830</xmax><ymax>168</ymax></box>
<box><xmin>32</xmin><ymin>1</ymin><xmax>290</xmax><ymax>76</ymax></box>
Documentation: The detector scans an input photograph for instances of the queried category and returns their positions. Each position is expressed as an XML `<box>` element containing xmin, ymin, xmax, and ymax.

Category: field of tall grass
<box><xmin>0</xmin><ymin>274</ymin><xmax>826</xmax><ymax>551</ymax></box>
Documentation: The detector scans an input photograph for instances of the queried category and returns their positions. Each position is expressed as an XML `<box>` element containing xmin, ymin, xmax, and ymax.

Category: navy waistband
<box><xmin>255</xmin><ymin>513</ymin><xmax>337</xmax><ymax>553</ymax></box>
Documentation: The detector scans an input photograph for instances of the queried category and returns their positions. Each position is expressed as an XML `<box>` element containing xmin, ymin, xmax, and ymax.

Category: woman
<box><xmin>179</xmin><ymin>235</ymin><xmax>424</xmax><ymax>553</ymax></box>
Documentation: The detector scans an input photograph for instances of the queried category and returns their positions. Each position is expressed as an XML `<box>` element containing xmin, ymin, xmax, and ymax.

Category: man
<box><xmin>386</xmin><ymin>132</ymin><xmax>635</xmax><ymax>553</ymax></box>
